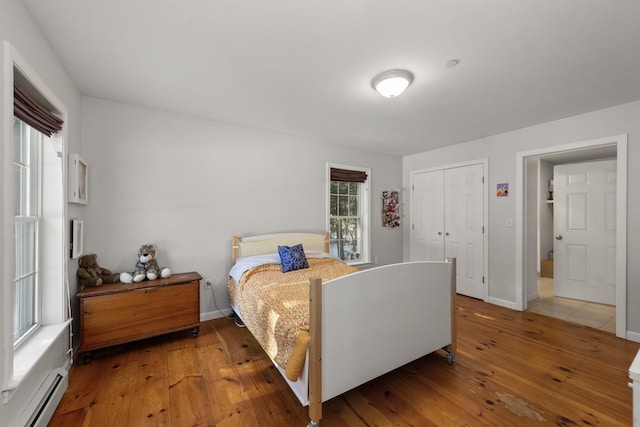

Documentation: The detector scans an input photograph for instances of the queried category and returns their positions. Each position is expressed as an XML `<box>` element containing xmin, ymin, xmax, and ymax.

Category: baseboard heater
<box><xmin>18</xmin><ymin>368</ymin><xmax>68</xmax><ymax>427</ymax></box>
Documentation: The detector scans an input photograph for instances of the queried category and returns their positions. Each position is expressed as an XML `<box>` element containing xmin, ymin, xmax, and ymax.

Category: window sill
<box><xmin>348</xmin><ymin>260</ymin><xmax>371</xmax><ymax>267</ymax></box>
<box><xmin>3</xmin><ymin>320</ymin><xmax>71</xmax><ymax>402</ymax></box>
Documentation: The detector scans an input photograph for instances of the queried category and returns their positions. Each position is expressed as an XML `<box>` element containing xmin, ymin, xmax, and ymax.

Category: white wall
<box><xmin>81</xmin><ymin>97</ymin><xmax>403</xmax><ymax>321</ymax></box>
<box><xmin>0</xmin><ymin>0</ymin><xmax>81</xmax><ymax>424</ymax></box>
<box><xmin>403</xmin><ymin>99</ymin><xmax>640</xmax><ymax>338</ymax></box>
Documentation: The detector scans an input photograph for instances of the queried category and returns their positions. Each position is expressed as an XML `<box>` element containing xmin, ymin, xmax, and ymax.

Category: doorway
<box><xmin>527</xmin><ymin>158</ymin><xmax>617</xmax><ymax>332</ymax></box>
<box><xmin>515</xmin><ymin>135</ymin><xmax>627</xmax><ymax>338</ymax></box>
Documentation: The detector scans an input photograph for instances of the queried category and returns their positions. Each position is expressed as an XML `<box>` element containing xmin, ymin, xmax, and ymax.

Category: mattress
<box><xmin>227</xmin><ymin>258</ymin><xmax>358</xmax><ymax>374</ymax></box>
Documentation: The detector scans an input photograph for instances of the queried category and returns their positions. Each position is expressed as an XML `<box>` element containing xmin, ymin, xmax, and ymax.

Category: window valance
<box><xmin>14</xmin><ymin>83</ymin><xmax>63</xmax><ymax>137</ymax></box>
<box><xmin>330</xmin><ymin>168</ymin><xmax>368</xmax><ymax>183</ymax></box>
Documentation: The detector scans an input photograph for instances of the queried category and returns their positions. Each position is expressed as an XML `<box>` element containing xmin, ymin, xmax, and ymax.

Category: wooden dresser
<box><xmin>78</xmin><ymin>271</ymin><xmax>202</xmax><ymax>363</ymax></box>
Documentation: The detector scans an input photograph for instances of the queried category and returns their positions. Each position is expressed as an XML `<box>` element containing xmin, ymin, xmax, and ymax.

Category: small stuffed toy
<box><xmin>120</xmin><ymin>244</ymin><xmax>172</xmax><ymax>284</ymax></box>
<box><xmin>77</xmin><ymin>254</ymin><xmax>119</xmax><ymax>287</ymax></box>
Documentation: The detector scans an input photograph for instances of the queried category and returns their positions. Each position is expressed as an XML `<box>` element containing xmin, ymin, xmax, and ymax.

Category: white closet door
<box><xmin>553</xmin><ymin>160</ymin><xmax>616</xmax><ymax>305</ymax></box>
<box><xmin>411</xmin><ymin>164</ymin><xmax>484</xmax><ymax>299</ymax></box>
<box><xmin>444</xmin><ymin>164</ymin><xmax>484</xmax><ymax>299</ymax></box>
<box><xmin>410</xmin><ymin>170</ymin><xmax>445</xmax><ymax>261</ymax></box>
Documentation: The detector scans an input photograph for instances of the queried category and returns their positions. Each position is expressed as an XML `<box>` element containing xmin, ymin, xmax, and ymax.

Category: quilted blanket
<box><xmin>227</xmin><ymin>258</ymin><xmax>358</xmax><ymax>371</ymax></box>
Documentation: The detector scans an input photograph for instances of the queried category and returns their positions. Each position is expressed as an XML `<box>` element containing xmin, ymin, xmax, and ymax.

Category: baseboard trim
<box><xmin>200</xmin><ymin>308</ymin><xmax>233</xmax><ymax>322</ymax></box>
<box><xmin>527</xmin><ymin>291</ymin><xmax>540</xmax><ymax>302</ymax></box>
<box><xmin>626</xmin><ymin>331</ymin><xmax>640</xmax><ymax>343</ymax></box>
<box><xmin>487</xmin><ymin>297</ymin><xmax>519</xmax><ymax>311</ymax></box>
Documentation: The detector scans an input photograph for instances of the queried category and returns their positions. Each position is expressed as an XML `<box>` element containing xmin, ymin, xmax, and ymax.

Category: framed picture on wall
<box><xmin>382</xmin><ymin>190</ymin><xmax>400</xmax><ymax>228</ymax></box>
<box><xmin>68</xmin><ymin>153</ymin><xmax>88</xmax><ymax>204</ymax></box>
<box><xmin>71</xmin><ymin>219</ymin><xmax>84</xmax><ymax>259</ymax></box>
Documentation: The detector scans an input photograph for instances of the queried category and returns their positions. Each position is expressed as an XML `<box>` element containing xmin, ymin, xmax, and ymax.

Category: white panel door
<box><xmin>410</xmin><ymin>170</ymin><xmax>444</xmax><ymax>261</ymax></box>
<box><xmin>444</xmin><ymin>164</ymin><xmax>484</xmax><ymax>299</ymax></box>
<box><xmin>554</xmin><ymin>160</ymin><xmax>616</xmax><ymax>305</ymax></box>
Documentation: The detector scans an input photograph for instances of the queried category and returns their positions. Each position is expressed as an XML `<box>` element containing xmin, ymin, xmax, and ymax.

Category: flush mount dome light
<box><xmin>371</xmin><ymin>69</ymin><xmax>414</xmax><ymax>98</ymax></box>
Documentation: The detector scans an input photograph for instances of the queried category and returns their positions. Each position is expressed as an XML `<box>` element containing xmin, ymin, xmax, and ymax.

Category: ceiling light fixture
<box><xmin>371</xmin><ymin>69</ymin><xmax>414</xmax><ymax>98</ymax></box>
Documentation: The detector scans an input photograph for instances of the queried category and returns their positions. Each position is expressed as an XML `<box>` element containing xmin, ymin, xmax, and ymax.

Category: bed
<box><xmin>227</xmin><ymin>232</ymin><xmax>456</xmax><ymax>427</ymax></box>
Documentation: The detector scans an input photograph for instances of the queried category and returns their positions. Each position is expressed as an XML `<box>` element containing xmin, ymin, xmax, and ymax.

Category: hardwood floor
<box><xmin>49</xmin><ymin>295</ymin><xmax>639</xmax><ymax>426</ymax></box>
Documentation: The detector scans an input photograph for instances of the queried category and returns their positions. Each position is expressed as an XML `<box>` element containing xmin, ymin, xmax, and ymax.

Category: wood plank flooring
<box><xmin>49</xmin><ymin>295</ymin><xmax>639</xmax><ymax>426</ymax></box>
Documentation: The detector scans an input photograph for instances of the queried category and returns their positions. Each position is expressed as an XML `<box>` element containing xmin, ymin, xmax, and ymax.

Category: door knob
<box><xmin>445</xmin><ymin>232</ymin><xmax>450</xmax><ymax>236</ymax></box>
<box><xmin>555</xmin><ymin>234</ymin><xmax>563</xmax><ymax>240</ymax></box>
<box><xmin>437</xmin><ymin>232</ymin><xmax>442</xmax><ymax>235</ymax></box>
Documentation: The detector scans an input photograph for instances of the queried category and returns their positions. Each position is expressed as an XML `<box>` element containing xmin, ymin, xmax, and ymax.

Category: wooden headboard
<box><xmin>232</xmin><ymin>232</ymin><xmax>330</xmax><ymax>264</ymax></box>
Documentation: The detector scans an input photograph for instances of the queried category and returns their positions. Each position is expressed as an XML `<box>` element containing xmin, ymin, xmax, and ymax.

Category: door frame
<box><xmin>410</xmin><ymin>158</ymin><xmax>489</xmax><ymax>301</ymax></box>
<box><xmin>515</xmin><ymin>134</ymin><xmax>627</xmax><ymax>338</ymax></box>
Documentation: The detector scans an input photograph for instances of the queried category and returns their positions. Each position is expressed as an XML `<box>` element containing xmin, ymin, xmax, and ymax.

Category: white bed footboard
<box><xmin>313</xmin><ymin>260</ymin><xmax>455</xmax><ymax>404</ymax></box>
<box><xmin>229</xmin><ymin>233</ymin><xmax>456</xmax><ymax>426</ymax></box>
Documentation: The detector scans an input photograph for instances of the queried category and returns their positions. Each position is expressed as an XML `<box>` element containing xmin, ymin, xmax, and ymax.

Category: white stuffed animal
<box><xmin>120</xmin><ymin>244</ymin><xmax>172</xmax><ymax>284</ymax></box>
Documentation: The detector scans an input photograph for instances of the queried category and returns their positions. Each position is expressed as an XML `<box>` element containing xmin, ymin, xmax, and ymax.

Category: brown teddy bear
<box><xmin>77</xmin><ymin>254</ymin><xmax>119</xmax><ymax>287</ymax></box>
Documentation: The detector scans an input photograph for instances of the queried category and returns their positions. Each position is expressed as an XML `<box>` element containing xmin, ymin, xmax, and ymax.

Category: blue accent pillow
<box><xmin>278</xmin><ymin>244</ymin><xmax>309</xmax><ymax>273</ymax></box>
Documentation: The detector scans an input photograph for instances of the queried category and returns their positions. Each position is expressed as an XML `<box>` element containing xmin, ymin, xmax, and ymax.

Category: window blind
<box><xmin>330</xmin><ymin>168</ymin><xmax>368</xmax><ymax>183</ymax></box>
<box><xmin>14</xmin><ymin>83</ymin><xmax>63</xmax><ymax>137</ymax></box>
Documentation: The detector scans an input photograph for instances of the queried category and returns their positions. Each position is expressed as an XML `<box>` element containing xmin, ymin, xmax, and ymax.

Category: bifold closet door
<box><xmin>410</xmin><ymin>170</ymin><xmax>445</xmax><ymax>261</ymax></box>
<box><xmin>411</xmin><ymin>164</ymin><xmax>484</xmax><ymax>299</ymax></box>
<box><xmin>443</xmin><ymin>164</ymin><xmax>484</xmax><ymax>299</ymax></box>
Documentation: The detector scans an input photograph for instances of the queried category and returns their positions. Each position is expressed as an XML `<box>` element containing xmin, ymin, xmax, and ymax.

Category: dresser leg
<box><xmin>82</xmin><ymin>352</ymin><xmax>92</xmax><ymax>365</ymax></box>
<box><xmin>192</xmin><ymin>326</ymin><xmax>200</xmax><ymax>338</ymax></box>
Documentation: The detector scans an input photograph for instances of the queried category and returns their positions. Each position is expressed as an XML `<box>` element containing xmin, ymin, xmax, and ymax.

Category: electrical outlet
<box><xmin>205</xmin><ymin>278</ymin><xmax>212</xmax><ymax>288</ymax></box>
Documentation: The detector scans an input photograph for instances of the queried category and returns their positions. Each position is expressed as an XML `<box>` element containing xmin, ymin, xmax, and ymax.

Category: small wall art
<box><xmin>497</xmin><ymin>183</ymin><xmax>509</xmax><ymax>197</ymax></box>
<box><xmin>382</xmin><ymin>190</ymin><xmax>400</xmax><ymax>228</ymax></box>
<box><xmin>68</xmin><ymin>153</ymin><xmax>88</xmax><ymax>204</ymax></box>
<box><xmin>71</xmin><ymin>219</ymin><xmax>84</xmax><ymax>259</ymax></box>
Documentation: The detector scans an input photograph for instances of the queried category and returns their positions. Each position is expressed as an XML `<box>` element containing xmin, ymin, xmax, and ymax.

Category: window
<box><xmin>13</xmin><ymin>119</ymin><xmax>40</xmax><ymax>346</ymax></box>
<box><xmin>327</xmin><ymin>164</ymin><xmax>371</xmax><ymax>264</ymax></box>
<box><xmin>2</xmin><ymin>43</ymin><xmax>70</xmax><ymax>414</ymax></box>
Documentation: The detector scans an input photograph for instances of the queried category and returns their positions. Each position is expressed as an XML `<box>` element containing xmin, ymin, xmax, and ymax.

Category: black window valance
<box><xmin>330</xmin><ymin>168</ymin><xmax>368</xmax><ymax>183</ymax></box>
<box><xmin>14</xmin><ymin>83</ymin><xmax>63</xmax><ymax>137</ymax></box>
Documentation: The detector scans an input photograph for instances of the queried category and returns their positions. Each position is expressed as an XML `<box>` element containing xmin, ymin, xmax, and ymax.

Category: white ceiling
<box><xmin>21</xmin><ymin>0</ymin><xmax>640</xmax><ymax>156</ymax></box>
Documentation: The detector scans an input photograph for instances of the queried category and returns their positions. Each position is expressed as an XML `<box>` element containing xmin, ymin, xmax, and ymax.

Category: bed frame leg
<box><xmin>309</xmin><ymin>277</ymin><xmax>323</xmax><ymax>427</ymax></box>
<box><xmin>446</xmin><ymin>351</ymin><xmax>455</xmax><ymax>365</ymax></box>
<box><xmin>446</xmin><ymin>257</ymin><xmax>457</xmax><ymax>357</ymax></box>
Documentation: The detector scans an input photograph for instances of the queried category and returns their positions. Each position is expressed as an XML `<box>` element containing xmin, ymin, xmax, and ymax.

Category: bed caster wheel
<box><xmin>446</xmin><ymin>352</ymin><xmax>455</xmax><ymax>365</ymax></box>
<box><xmin>191</xmin><ymin>327</ymin><xmax>199</xmax><ymax>338</ymax></box>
